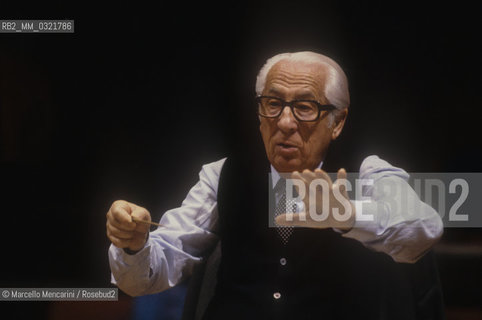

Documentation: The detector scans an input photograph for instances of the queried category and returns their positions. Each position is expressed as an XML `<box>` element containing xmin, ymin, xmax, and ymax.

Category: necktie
<box><xmin>274</xmin><ymin>178</ymin><xmax>297</xmax><ymax>245</ymax></box>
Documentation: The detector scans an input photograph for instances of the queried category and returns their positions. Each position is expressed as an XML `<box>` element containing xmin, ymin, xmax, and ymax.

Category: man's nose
<box><xmin>277</xmin><ymin>106</ymin><xmax>298</xmax><ymax>132</ymax></box>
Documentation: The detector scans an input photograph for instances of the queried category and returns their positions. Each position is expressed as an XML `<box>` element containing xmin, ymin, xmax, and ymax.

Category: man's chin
<box><xmin>272</xmin><ymin>158</ymin><xmax>303</xmax><ymax>173</ymax></box>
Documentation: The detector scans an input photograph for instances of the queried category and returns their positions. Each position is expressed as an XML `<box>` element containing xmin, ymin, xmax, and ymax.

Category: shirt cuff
<box><xmin>340</xmin><ymin>200</ymin><xmax>384</xmax><ymax>242</ymax></box>
<box><xmin>113</xmin><ymin>238</ymin><xmax>151</xmax><ymax>265</ymax></box>
<box><xmin>122</xmin><ymin>232</ymin><xmax>150</xmax><ymax>255</ymax></box>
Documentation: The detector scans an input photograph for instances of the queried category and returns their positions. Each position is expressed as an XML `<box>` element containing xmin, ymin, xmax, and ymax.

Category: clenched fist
<box><xmin>106</xmin><ymin>200</ymin><xmax>151</xmax><ymax>252</ymax></box>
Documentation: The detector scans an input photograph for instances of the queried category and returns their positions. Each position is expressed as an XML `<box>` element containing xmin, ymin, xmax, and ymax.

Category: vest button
<box><xmin>280</xmin><ymin>258</ymin><xmax>287</xmax><ymax>265</ymax></box>
<box><xmin>273</xmin><ymin>292</ymin><xmax>281</xmax><ymax>299</ymax></box>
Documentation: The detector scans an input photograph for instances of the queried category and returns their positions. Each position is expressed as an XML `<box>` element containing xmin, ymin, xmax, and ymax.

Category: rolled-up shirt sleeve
<box><xmin>342</xmin><ymin>155</ymin><xmax>444</xmax><ymax>264</ymax></box>
<box><xmin>108</xmin><ymin>158</ymin><xmax>225</xmax><ymax>296</ymax></box>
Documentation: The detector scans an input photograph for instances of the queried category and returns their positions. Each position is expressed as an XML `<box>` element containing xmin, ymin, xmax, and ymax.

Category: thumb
<box><xmin>131</xmin><ymin>206</ymin><xmax>151</xmax><ymax>233</ymax></box>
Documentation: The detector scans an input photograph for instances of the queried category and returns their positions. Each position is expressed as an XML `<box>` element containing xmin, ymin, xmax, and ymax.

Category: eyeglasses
<box><xmin>256</xmin><ymin>96</ymin><xmax>336</xmax><ymax>122</ymax></box>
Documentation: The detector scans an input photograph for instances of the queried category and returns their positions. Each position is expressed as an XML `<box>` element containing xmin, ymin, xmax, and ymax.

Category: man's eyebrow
<box><xmin>266</xmin><ymin>87</ymin><xmax>284</xmax><ymax>96</ymax></box>
<box><xmin>266</xmin><ymin>88</ymin><xmax>317</xmax><ymax>100</ymax></box>
<box><xmin>294</xmin><ymin>92</ymin><xmax>317</xmax><ymax>100</ymax></box>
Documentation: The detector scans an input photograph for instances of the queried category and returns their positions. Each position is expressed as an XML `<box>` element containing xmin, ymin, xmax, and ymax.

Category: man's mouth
<box><xmin>279</xmin><ymin>143</ymin><xmax>295</xmax><ymax>148</ymax></box>
<box><xmin>277</xmin><ymin>141</ymin><xmax>298</xmax><ymax>148</ymax></box>
<box><xmin>276</xmin><ymin>142</ymin><xmax>298</xmax><ymax>153</ymax></box>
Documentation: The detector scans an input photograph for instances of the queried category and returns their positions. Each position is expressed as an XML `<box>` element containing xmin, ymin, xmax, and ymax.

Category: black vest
<box><xmin>202</xmin><ymin>149</ymin><xmax>445</xmax><ymax>320</ymax></box>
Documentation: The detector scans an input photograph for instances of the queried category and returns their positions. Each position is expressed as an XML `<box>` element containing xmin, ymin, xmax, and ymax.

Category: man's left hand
<box><xmin>275</xmin><ymin>168</ymin><xmax>356</xmax><ymax>232</ymax></box>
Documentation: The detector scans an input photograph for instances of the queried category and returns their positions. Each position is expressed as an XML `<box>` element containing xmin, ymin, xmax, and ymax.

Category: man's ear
<box><xmin>331</xmin><ymin>109</ymin><xmax>348</xmax><ymax>140</ymax></box>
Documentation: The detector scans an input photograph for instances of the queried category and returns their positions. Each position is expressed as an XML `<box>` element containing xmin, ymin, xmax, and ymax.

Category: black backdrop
<box><xmin>1</xmin><ymin>1</ymin><xmax>481</xmax><ymax>318</ymax></box>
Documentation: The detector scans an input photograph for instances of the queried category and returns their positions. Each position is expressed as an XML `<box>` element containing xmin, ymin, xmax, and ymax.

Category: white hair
<box><xmin>255</xmin><ymin>51</ymin><xmax>350</xmax><ymax>115</ymax></box>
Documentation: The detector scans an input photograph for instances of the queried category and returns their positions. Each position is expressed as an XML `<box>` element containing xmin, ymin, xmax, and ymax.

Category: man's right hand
<box><xmin>106</xmin><ymin>200</ymin><xmax>151</xmax><ymax>252</ymax></box>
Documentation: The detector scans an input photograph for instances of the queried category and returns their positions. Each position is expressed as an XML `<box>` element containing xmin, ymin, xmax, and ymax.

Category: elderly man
<box><xmin>107</xmin><ymin>52</ymin><xmax>444</xmax><ymax>319</ymax></box>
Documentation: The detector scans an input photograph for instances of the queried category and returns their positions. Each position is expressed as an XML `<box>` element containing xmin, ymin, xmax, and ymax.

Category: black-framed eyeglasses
<box><xmin>255</xmin><ymin>96</ymin><xmax>336</xmax><ymax>122</ymax></box>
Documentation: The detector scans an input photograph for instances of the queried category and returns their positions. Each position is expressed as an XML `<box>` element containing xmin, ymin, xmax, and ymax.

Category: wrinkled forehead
<box><xmin>264</xmin><ymin>59</ymin><xmax>328</xmax><ymax>99</ymax></box>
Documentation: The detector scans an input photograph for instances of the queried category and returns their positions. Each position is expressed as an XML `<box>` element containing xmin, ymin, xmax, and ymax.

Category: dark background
<box><xmin>1</xmin><ymin>1</ymin><xmax>481</xmax><ymax>319</ymax></box>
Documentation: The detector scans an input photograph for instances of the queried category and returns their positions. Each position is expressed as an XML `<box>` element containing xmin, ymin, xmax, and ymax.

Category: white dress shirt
<box><xmin>108</xmin><ymin>155</ymin><xmax>443</xmax><ymax>297</ymax></box>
